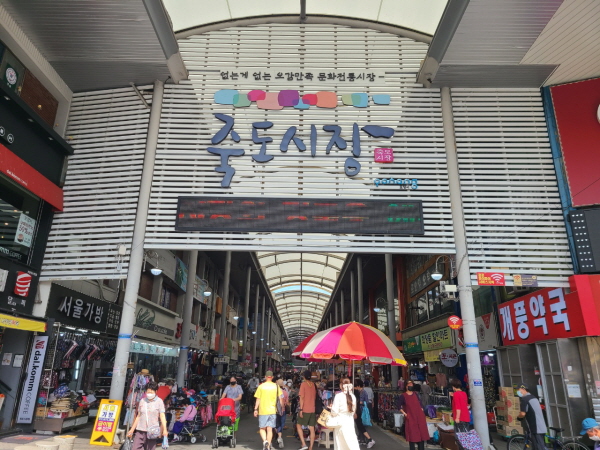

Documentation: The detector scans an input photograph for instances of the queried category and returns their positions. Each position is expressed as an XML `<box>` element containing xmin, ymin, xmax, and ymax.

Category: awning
<box><xmin>0</xmin><ymin>313</ymin><xmax>46</xmax><ymax>332</ymax></box>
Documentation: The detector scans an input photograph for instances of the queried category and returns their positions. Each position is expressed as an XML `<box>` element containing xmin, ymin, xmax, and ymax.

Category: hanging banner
<box><xmin>16</xmin><ymin>336</ymin><xmax>48</xmax><ymax>423</ymax></box>
<box><xmin>90</xmin><ymin>399</ymin><xmax>122</xmax><ymax>446</ymax></box>
<box><xmin>0</xmin><ymin>313</ymin><xmax>45</xmax><ymax>332</ymax></box>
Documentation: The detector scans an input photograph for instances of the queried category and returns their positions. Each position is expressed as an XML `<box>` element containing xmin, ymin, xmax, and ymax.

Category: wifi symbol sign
<box><xmin>448</xmin><ymin>315</ymin><xmax>463</xmax><ymax>330</ymax></box>
<box><xmin>477</xmin><ymin>272</ymin><xmax>506</xmax><ymax>286</ymax></box>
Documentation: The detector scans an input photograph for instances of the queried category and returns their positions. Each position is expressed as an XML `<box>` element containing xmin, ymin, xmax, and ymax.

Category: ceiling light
<box><xmin>252</xmin><ymin>331</ymin><xmax>256</xmax><ymax>334</ymax></box>
<box><xmin>431</xmin><ymin>271</ymin><xmax>443</xmax><ymax>281</ymax></box>
<box><xmin>233</xmin><ymin>316</ymin><xmax>239</xmax><ymax>320</ymax></box>
<box><xmin>65</xmin><ymin>326</ymin><xmax>76</xmax><ymax>330</ymax></box>
<box><xmin>261</xmin><ymin>338</ymin><xmax>264</xmax><ymax>340</ymax></box>
<box><xmin>204</xmin><ymin>290</ymin><xmax>212</xmax><ymax>296</ymax></box>
<box><xmin>373</xmin><ymin>307</ymin><xmax>381</xmax><ymax>313</ymax></box>
<box><xmin>150</xmin><ymin>267</ymin><xmax>162</xmax><ymax>276</ymax></box>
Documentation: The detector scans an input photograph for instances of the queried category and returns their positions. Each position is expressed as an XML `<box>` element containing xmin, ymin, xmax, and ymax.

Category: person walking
<box><xmin>399</xmin><ymin>380</ymin><xmax>429</xmax><ymax>450</ymax></box>
<box><xmin>222</xmin><ymin>376</ymin><xmax>244</xmax><ymax>422</ymax></box>
<box><xmin>275</xmin><ymin>379</ymin><xmax>290</xmax><ymax>448</ymax></box>
<box><xmin>354</xmin><ymin>380</ymin><xmax>375</xmax><ymax>448</ymax></box>
<box><xmin>254</xmin><ymin>370</ymin><xmax>285</xmax><ymax>450</ymax></box>
<box><xmin>517</xmin><ymin>384</ymin><xmax>547</xmax><ymax>450</ymax></box>
<box><xmin>297</xmin><ymin>370</ymin><xmax>317</xmax><ymax>450</ymax></box>
<box><xmin>450</xmin><ymin>379</ymin><xmax>470</xmax><ymax>430</ymax></box>
<box><xmin>127</xmin><ymin>382</ymin><xmax>168</xmax><ymax>450</ymax></box>
<box><xmin>330</xmin><ymin>378</ymin><xmax>360</xmax><ymax>450</ymax></box>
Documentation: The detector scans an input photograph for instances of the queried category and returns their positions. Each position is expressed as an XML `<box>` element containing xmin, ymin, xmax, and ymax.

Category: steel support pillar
<box><xmin>109</xmin><ymin>80</ymin><xmax>164</xmax><ymax>401</ymax></box>
<box><xmin>218</xmin><ymin>251</ymin><xmax>231</xmax><ymax>375</ymax></box>
<box><xmin>385</xmin><ymin>253</ymin><xmax>398</xmax><ymax>388</ymax></box>
<box><xmin>177</xmin><ymin>250</ymin><xmax>198</xmax><ymax>387</ymax></box>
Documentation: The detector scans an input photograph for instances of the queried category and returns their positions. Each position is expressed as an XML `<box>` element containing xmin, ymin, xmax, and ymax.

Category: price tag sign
<box><xmin>14</xmin><ymin>214</ymin><xmax>35</xmax><ymax>248</ymax></box>
<box><xmin>90</xmin><ymin>399</ymin><xmax>122</xmax><ymax>446</ymax></box>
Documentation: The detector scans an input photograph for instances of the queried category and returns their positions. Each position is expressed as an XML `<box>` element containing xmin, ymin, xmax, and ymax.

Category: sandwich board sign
<box><xmin>90</xmin><ymin>399</ymin><xmax>122</xmax><ymax>446</ymax></box>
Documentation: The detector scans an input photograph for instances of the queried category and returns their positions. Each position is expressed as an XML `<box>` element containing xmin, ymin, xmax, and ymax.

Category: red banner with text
<box><xmin>499</xmin><ymin>276</ymin><xmax>600</xmax><ymax>345</ymax></box>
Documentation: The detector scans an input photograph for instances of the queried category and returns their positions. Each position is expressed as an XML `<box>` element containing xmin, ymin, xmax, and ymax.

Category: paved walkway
<box><xmin>0</xmin><ymin>412</ymin><xmax>413</xmax><ymax>450</ymax></box>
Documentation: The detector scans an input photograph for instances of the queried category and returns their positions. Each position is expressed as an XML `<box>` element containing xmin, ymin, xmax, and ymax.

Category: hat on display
<box><xmin>581</xmin><ymin>418</ymin><xmax>599</xmax><ymax>435</ymax></box>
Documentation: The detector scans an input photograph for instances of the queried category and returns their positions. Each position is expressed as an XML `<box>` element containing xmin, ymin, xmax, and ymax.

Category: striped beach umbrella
<box><xmin>297</xmin><ymin>322</ymin><xmax>407</xmax><ymax>365</ymax></box>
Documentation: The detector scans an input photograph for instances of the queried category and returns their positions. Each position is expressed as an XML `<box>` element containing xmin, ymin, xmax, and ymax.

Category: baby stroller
<box><xmin>172</xmin><ymin>413</ymin><xmax>207</xmax><ymax>444</ymax></box>
<box><xmin>212</xmin><ymin>398</ymin><xmax>237</xmax><ymax>448</ymax></box>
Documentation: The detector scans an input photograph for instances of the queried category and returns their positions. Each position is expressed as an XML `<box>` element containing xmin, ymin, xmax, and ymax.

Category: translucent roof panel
<box><xmin>163</xmin><ymin>0</ymin><xmax>447</xmax><ymax>37</ymax></box>
<box><xmin>257</xmin><ymin>252</ymin><xmax>346</xmax><ymax>348</ymax></box>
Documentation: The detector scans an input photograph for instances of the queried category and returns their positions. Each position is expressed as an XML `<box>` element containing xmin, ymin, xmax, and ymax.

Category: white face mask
<box><xmin>146</xmin><ymin>393</ymin><xmax>156</xmax><ymax>400</ymax></box>
<box><xmin>590</xmin><ymin>436</ymin><xmax>600</xmax><ymax>442</ymax></box>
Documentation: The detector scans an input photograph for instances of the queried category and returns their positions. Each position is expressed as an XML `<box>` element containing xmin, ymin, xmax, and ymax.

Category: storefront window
<box><xmin>0</xmin><ymin>174</ymin><xmax>41</xmax><ymax>264</ymax></box>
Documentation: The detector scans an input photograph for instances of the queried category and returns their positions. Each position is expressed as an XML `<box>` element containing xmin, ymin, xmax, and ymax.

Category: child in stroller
<box><xmin>213</xmin><ymin>397</ymin><xmax>237</xmax><ymax>448</ymax></box>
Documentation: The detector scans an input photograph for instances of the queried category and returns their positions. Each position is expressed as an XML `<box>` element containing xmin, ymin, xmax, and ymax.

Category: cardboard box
<box><xmin>499</xmin><ymin>386</ymin><xmax>516</xmax><ymax>398</ymax></box>
<box><xmin>504</xmin><ymin>426</ymin><xmax>524</xmax><ymax>436</ymax></box>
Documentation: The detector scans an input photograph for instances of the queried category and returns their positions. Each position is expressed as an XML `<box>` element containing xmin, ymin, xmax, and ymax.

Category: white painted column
<box><xmin>110</xmin><ymin>80</ymin><xmax>164</xmax><ymax>401</ymax></box>
<box><xmin>385</xmin><ymin>254</ymin><xmax>398</xmax><ymax>388</ymax></box>
<box><xmin>177</xmin><ymin>250</ymin><xmax>198</xmax><ymax>387</ymax></box>
<box><xmin>441</xmin><ymin>86</ymin><xmax>489</xmax><ymax>448</ymax></box>
<box><xmin>217</xmin><ymin>251</ymin><xmax>231</xmax><ymax>375</ymax></box>
<box><xmin>357</xmin><ymin>256</ymin><xmax>364</xmax><ymax>324</ymax></box>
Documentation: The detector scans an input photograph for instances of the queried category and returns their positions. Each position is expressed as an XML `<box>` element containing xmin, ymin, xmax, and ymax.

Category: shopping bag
<box><xmin>361</xmin><ymin>405</ymin><xmax>372</xmax><ymax>426</ymax></box>
<box><xmin>317</xmin><ymin>409</ymin><xmax>331</xmax><ymax>427</ymax></box>
<box><xmin>162</xmin><ymin>436</ymin><xmax>169</xmax><ymax>449</ymax></box>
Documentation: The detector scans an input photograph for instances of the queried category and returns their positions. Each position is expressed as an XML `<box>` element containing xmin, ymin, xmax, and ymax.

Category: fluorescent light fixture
<box><xmin>91</xmin><ymin>331</ymin><xmax>101</xmax><ymax>335</ymax></box>
<box><xmin>77</xmin><ymin>329</ymin><xmax>88</xmax><ymax>333</ymax></box>
<box><xmin>65</xmin><ymin>326</ymin><xmax>77</xmax><ymax>330</ymax></box>
<box><xmin>151</xmin><ymin>267</ymin><xmax>162</xmax><ymax>276</ymax></box>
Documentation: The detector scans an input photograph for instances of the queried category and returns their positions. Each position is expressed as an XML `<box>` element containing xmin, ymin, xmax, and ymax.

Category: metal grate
<box><xmin>452</xmin><ymin>88</ymin><xmax>573</xmax><ymax>287</ymax></box>
<box><xmin>146</xmin><ymin>24</ymin><xmax>455</xmax><ymax>254</ymax></box>
<box><xmin>41</xmin><ymin>86</ymin><xmax>152</xmax><ymax>280</ymax></box>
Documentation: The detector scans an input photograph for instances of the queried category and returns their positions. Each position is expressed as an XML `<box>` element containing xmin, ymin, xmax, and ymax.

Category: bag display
<box><xmin>361</xmin><ymin>405</ymin><xmax>372</xmax><ymax>426</ymax></box>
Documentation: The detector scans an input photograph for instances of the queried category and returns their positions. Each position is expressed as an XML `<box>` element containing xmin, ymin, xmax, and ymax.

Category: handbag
<box><xmin>144</xmin><ymin>400</ymin><xmax>162</xmax><ymax>440</ymax></box>
<box><xmin>119</xmin><ymin>438</ymin><xmax>133</xmax><ymax>450</ymax></box>
<box><xmin>317</xmin><ymin>408</ymin><xmax>331</xmax><ymax>427</ymax></box>
<box><xmin>314</xmin><ymin>384</ymin><xmax>323</xmax><ymax>415</ymax></box>
<box><xmin>361</xmin><ymin>404</ymin><xmax>372</xmax><ymax>426</ymax></box>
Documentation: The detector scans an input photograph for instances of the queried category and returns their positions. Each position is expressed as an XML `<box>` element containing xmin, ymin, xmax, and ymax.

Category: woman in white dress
<box><xmin>330</xmin><ymin>378</ymin><xmax>360</xmax><ymax>450</ymax></box>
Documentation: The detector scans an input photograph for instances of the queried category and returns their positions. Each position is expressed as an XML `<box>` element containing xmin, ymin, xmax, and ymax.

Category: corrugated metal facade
<box><xmin>146</xmin><ymin>24</ymin><xmax>455</xmax><ymax>254</ymax></box>
<box><xmin>41</xmin><ymin>24</ymin><xmax>573</xmax><ymax>286</ymax></box>
<box><xmin>452</xmin><ymin>88</ymin><xmax>572</xmax><ymax>286</ymax></box>
<box><xmin>41</xmin><ymin>86</ymin><xmax>152</xmax><ymax>280</ymax></box>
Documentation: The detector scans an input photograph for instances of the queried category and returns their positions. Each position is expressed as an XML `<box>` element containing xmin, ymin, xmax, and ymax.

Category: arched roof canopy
<box><xmin>164</xmin><ymin>0</ymin><xmax>448</xmax><ymax>43</ymax></box>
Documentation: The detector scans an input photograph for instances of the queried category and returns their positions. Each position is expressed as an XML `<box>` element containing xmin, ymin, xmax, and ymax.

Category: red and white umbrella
<box><xmin>296</xmin><ymin>322</ymin><xmax>407</xmax><ymax>366</ymax></box>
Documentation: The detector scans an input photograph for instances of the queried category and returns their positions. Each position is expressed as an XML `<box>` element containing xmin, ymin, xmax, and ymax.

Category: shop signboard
<box><xmin>424</xmin><ymin>350</ymin><xmax>440</xmax><ymax>362</ymax></box>
<box><xmin>550</xmin><ymin>77</ymin><xmax>600</xmax><ymax>207</ymax></box>
<box><xmin>175</xmin><ymin>258</ymin><xmax>188</xmax><ymax>292</ymax></box>
<box><xmin>90</xmin><ymin>399</ymin><xmax>122</xmax><ymax>446</ymax></box>
<box><xmin>420</xmin><ymin>327</ymin><xmax>453</xmax><ymax>351</ymax></box>
<box><xmin>16</xmin><ymin>335</ymin><xmax>48</xmax><ymax>423</ymax></box>
<box><xmin>0</xmin><ymin>144</ymin><xmax>63</xmax><ymax>210</ymax></box>
<box><xmin>0</xmin><ymin>257</ymin><xmax>38</xmax><ymax>315</ymax></box>
<box><xmin>498</xmin><ymin>284</ymin><xmax>596</xmax><ymax>346</ymax></box>
<box><xmin>187</xmin><ymin>323</ymin><xmax>209</xmax><ymax>351</ymax></box>
<box><xmin>513</xmin><ymin>274</ymin><xmax>538</xmax><ymax>287</ymax></box>
<box><xmin>134</xmin><ymin>299</ymin><xmax>178</xmax><ymax>344</ymax></box>
<box><xmin>48</xmin><ymin>284</ymin><xmax>122</xmax><ymax>334</ymax></box>
<box><xmin>403</xmin><ymin>336</ymin><xmax>422</xmax><ymax>354</ymax></box>
<box><xmin>193</xmin><ymin>275</ymin><xmax>208</xmax><ymax>303</ymax></box>
<box><xmin>440</xmin><ymin>349</ymin><xmax>458</xmax><ymax>367</ymax></box>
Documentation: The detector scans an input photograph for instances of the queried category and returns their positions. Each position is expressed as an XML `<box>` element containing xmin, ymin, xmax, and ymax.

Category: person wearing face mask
<box><xmin>399</xmin><ymin>380</ymin><xmax>429</xmax><ymax>450</ymax></box>
<box><xmin>580</xmin><ymin>418</ymin><xmax>600</xmax><ymax>446</ymax></box>
<box><xmin>330</xmin><ymin>378</ymin><xmax>360</xmax><ymax>450</ymax></box>
<box><xmin>517</xmin><ymin>384</ymin><xmax>546</xmax><ymax>450</ymax></box>
<box><xmin>222</xmin><ymin>376</ymin><xmax>244</xmax><ymax>421</ymax></box>
<box><xmin>127</xmin><ymin>382</ymin><xmax>168</xmax><ymax>450</ymax></box>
